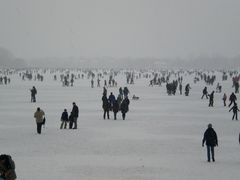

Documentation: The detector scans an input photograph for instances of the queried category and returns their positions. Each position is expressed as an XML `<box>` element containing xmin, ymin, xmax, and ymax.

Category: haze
<box><xmin>0</xmin><ymin>0</ymin><xmax>240</xmax><ymax>60</ymax></box>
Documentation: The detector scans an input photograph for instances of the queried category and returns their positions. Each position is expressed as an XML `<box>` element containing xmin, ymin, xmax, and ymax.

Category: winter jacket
<box><xmin>102</xmin><ymin>95</ymin><xmax>110</xmax><ymax>110</ymax></box>
<box><xmin>202</xmin><ymin>127</ymin><xmax>218</xmax><ymax>147</ymax></box>
<box><xmin>112</xmin><ymin>101</ymin><xmax>119</xmax><ymax>113</ymax></box>
<box><xmin>34</xmin><ymin>110</ymin><xmax>45</xmax><ymax>123</ymax></box>
<box><xmin>121</xmin><ymin>98</ymin><xmax>130</xmax><ymax>113</ymax></box>
<box><xmin>61</xmin><ymin>111</ymin><xmax>69</xmax><ymax>121</ymax></box>
<box><xmin>71</xmin><ymin>105</ymin><xmax>79</xmax><ymax>118</ymax></box>
<box><xmin>0</xmin><ymin>155</ymin><xmax>17</xmax><ymax>180</ymax></box>
<box><xmin>229</xmin><ymin>93</ymin><xmax>237</xmax><ymax>101</ymax></box>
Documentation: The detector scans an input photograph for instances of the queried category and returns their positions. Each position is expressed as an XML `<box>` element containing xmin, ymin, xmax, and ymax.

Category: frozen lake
<box><xmin>0</xmin><ymin>70</ymin><xmax>239</xmax><ymax>180</ymax></box>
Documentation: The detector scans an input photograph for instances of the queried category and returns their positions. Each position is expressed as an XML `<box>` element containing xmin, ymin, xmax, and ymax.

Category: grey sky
<box><xmin>0</xmin><ymin>0</ymin><xmax>240</xmax><ymax>59</ymax></box>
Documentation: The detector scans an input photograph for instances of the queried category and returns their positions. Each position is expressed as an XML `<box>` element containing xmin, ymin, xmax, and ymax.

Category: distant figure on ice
<box><xmin>97</xmin><ymin>78</ymin><xmax>100</xmax><ymax>87</ymax></box>
<box><xmin>108</xmin><ymin>92</ymin><xmax>116</xmax><ymax>111</ymax></box>
<box><xmin>102</xmin><ymin>93</ymin><xmax>110</xmax><ymax>119</ymax></box>
<box><xmin>202</xmin><ymin>123</ymin><xmax>218</xmax><ymax>162</ymax></box>
<box><xmin>123</xmin><ymin>87</ymin><xmax>130</xmax><ymax>98</ymax></box>
<box><xmin>0</xmin><ymin>154</ymin><xmax>17</xmax><ymax>180</ymax></box>
<box><xmin>229</xmin><ymin>102</ymin><xmax>240</xmax><ymax>120</ymax></box>
<box><xmin>216</xmin><ymin>83</ymin><xmax>222</xmax><ymax>93</ymax></box>
<box><xmin>228</xmin><ymin>92</ymin><xmax>237</xmax><ymax>107</ymax></box>
<box><xmin>60</xmin><ymin>109</ymin><xmax>69</xmax><ymax>129</ymax></box>
<box><xmin>112</xmin><ymin>100</ymin><xmax>119</xmax><ymax>120</ymax></box>
<box><xmin>34</xmin><ymin>107</ymin><xmax>45</xmax><ymax>134</ymax></box>
<box><xmin>222</xmin><ymin>93</ymin><xmax>227</xmax><ymax>106</ymax></box>
<box><xmin>91</xmin><ymin>79</ymin><xmax>94</xmax><ymax>88</ymax></box>
<box><xmin>179</xmin><ymin>83</ymin><xmax>182</xmax><ymax>95</ymax></box>
<box><xmin>120</xmin><ymin>96</ymin><xmax>130</xmax><ymax>120</ymax></box>
<box><xmin>201</xmin><ymin>87</ymin><xmax>208</xmax><ymax>99</ymax></box>
<box><xmin>185</xmin><ymin>84</ymin><xmax>190</xmax><ymax>96</ymax></box>
<box><xmin>208</xmin><ymin>91</ymin><xmax>214</xmax><ymax>107</ymax></box>
<box><xmin>71</xmin><ymin>102</ymin><xmax>79</xmax><ymax>129</ymax></box>
<box><xmin>132</xmin><ymin>95</ymin><xmax>139</xmax><ymax>100</ymax></box>
<box><xmin>103</xmin><ymin>86</ymin><xmax>107</xmax><ymax>96</ymax></box>
<box><xmin>30</xmin><ymin>86</ymin><xmax>37</xmax><ymax>102</ymax></box>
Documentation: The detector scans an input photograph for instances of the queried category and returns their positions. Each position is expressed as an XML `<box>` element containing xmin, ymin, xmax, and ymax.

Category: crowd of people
<box><xmin>1</xmin><ymin>68</ymin><xmax>240</xmax><ymax>179</ymax></box>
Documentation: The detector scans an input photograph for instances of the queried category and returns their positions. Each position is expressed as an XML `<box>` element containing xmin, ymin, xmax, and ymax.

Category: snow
<box><xmin>0</xmin><ymin>70</ymin><xmax>239</xmax><ymax>180</ymax></box>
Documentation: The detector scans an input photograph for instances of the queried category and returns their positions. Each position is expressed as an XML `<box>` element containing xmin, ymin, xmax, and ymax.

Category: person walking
<box><xmin>102</xmin><ymin>94</ymin><xmax>110</xmax><ymax>119</ymax></box>
<box><xmin>112</xmin><ymin>100</ymin><xmax>119</xmax><ymax>120</ymax></box>
<box><xmin>202</xmin><ymin>123</ymin><xmax>218</xmax><ymax>162</ymax></box>
<box><xmin>30</xmin><ymin>86</ymin><xmax>37</xmax><ymax>102</ymax></box>
<box><xmin>201</xmin><ymin>87</ymin><xmax>208</xmax><ymax>99</ymax></box>
<box><xmin>120</xmin><ymin>96</ymin><xmax>130</xmax><ymax>120</ymax></box>
<box><xmin>60</xmin><ymin>109</ymin><xmax>69</xmax><ymax>129</ymax></box>
<box><xmin>34</xmin><ymin>107</ymin><xmax>45</xmax><ymax>134</ymax></box>
<box><xmin>71</xmin><ymin>102</ymin><xmax>79</xmax><ymax>129</ymax></box>
<box><xmin>229</xmin><ymin>102</ymin><xmax>240</xmax><ymax>120</ymax></box>
<box><xmin>208</xmin><ymin>91</ymin><xmax>214</xmax><ymax>107</ymax></box>
<box><xmin>228</xmin><ymin>92</ymin><xmax>237</xmax><ymax>107</ymax></box>
<box><xmin>222</xmin><ymin>93</ymin><xmax>227</xmax><ymax>106</ymax></box>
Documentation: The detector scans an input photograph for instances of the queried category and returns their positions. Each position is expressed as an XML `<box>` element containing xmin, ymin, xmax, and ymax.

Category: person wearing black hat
<box><xmin>202</xmin><ymin>123</ymin><xmax>218</xmax><ymax>162</ymax></box>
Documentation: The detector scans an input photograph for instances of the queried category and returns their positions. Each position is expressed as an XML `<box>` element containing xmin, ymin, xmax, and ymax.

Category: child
<box><xmin>60</xmin><ymin>109</ymin><xmax>68</xmax><ymax>129</ymax></box>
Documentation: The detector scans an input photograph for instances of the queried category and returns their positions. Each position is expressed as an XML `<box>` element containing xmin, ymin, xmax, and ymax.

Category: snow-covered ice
<box><xmin>0</xmin><ymin>70</ymin><xmax>239</xmax><ymax>180</ymax></box>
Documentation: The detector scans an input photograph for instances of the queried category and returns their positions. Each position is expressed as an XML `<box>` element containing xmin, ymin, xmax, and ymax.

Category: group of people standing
<box><xmin>201</xmin><ymin>89</ymin><xmax>239</xmax><ymax>162</ymax></box>
<box><xmin>33</xmin><ymin>102</ymin><xmax>79</xmax><ymax>134</ymax></box>
<box><xmin>59</xmin><ymin>102</ymin><xmax>79</xmax><ymax>130</ymax></box>
<box><xmin>102</xmin><ymin>87</ymin><xmax>130</xmax><ymax>120</ymax></box>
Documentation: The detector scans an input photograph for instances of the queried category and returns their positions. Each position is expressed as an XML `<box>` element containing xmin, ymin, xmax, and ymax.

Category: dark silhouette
<box><xmin>102</xmin><ymin>94</ymin><xmax>110</xmax><ymax>119</ymax></box>
<box><xmin>185</xmin><ymin>84</ymin><xmax>190</xmax><ymax>96</ymax></box>
<box><xmin>60</xmin><ymin>109</ymin><xmax>69</xmax><ymax>129</ymax></box>
<box><xmin>222</xmin><ymin>93</ymin><xmax>227</xmax><ymax>106</ymax></box>
<box><xmin>0</xmin><ymin>154</ymin><xmax>17</xmax><ymax>180</ymax></box>
<box><xmin>228</xmin><ymin>92</ymin><xmax>237</xmax><ymax>107</ymax></box>
<box><xmin>34</xmin><ymin>107</ymin><xmax>45</xmax><ymax>134</ymax></box>
<box><xmin>71</xmin><ymin>102</ymin><xmax>79</xmax><ymax>129</ymax></box>
<box><xmin>229</xmin><ymin>102</ymin><xmax>240</xmax><ymax>120</ymax></box>
<box><xmin>120</xmin><ymin>96</ymin><xmax>130</xmax><ymax>120</ymax></box>
<box><xmin>208</xmin><ymin>91</ymin><xmax>214</xmax><ymax>107</ymax></box>
<box><xmin>201</xmin><ymin>87</ymin><xmax>208</xmax><ymax>99</ymax></box>
<box><xmin>202</xmin><ymin>124</ymin><xmax>218</xmax><ymax>162</ymax></box>
<box><xmin>30</xmin><ymin>86</ymin><xmax>37</xmax><ymax>102</ymax></box>
<box><xmin>112</xmin><ymin>100</ymin><xmax>119</xmax><ymax>120</ymax></box>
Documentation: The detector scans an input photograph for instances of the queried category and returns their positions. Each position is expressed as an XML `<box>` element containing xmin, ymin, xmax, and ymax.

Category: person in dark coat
<box><xmin>208</xmin><ymin>91</ymin><xmax>214</xmax><ymax>107</ymax></box>
<box><xmin>112</xmin><ymin>100</ymin><xmax>119</xmax><ymax>120</ymax></box>
<box><xmin>71</xmin><ymin>102</ymin><xmax>79</xmax><ymax>129</ymax></box>
<box><xmin>108</xmin><ymin>92</ymin><xmax>116</xmax><ymax>111</ymax></box>
<box><xmin>0</xmin><ymin>154</ymin><xmax>17</xmax><ymax>180</ymax></box>
<box><xmin>120</xmin><ymin>96</ymin><xmax>130</xmax><ymax>120</ymax></box>
<box><xmin>201</xmin><ymin>87</ymin><xmax>208</xmax><ymax>99</ymax></box>
<box><xmin>30</xmin><ymin>86</ymin><xmax>37</xmax><ymax>102</ymax></box>
<box><xmin>229</xmin><ymin>102</ymin><xmax>240</xmax><ymax>120</ymax></box>
<box><xmin>60</xmin><ymin>109</ymin><xmax>69</xmax><ymax>129</ymax></box>
<box><xmin>202</xmin><ymin>123</ymin><xmax>218</xmax><ymax>162</ymax></box>
<box><xmin>68</xmin><ymin>112</ymin><xmax>74</xmax><ymax>129</ymax></box>
<box><xmin>102</xmin><ymin>94</ymin><xmax>110</xmax><ymax>119</ymax></box>
<box><xmin>222</xmin><ymin>93</ymin><xmax>227</xmax><ymax>106</ymax></box>
<box><xmin>228</xmin><ymin>92</ymin><xmax>237</xmax><ymax>107</ymax></box>
<box><xmin>185</xmin><ymin>84</ymin><xmax>190</xmax><ymax>96</ymax></box>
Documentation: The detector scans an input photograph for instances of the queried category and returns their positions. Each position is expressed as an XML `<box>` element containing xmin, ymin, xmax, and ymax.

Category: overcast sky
<box><xmin>0</xmin><ymin>0</ymin><xmax>240</xmax><ymax>59</ymax></box>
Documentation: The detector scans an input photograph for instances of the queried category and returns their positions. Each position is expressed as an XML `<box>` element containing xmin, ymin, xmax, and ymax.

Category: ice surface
<box><xmin>0</xmin><ymin>70</ymin><xmax>239</xmax><ymax>180</ymax></box>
